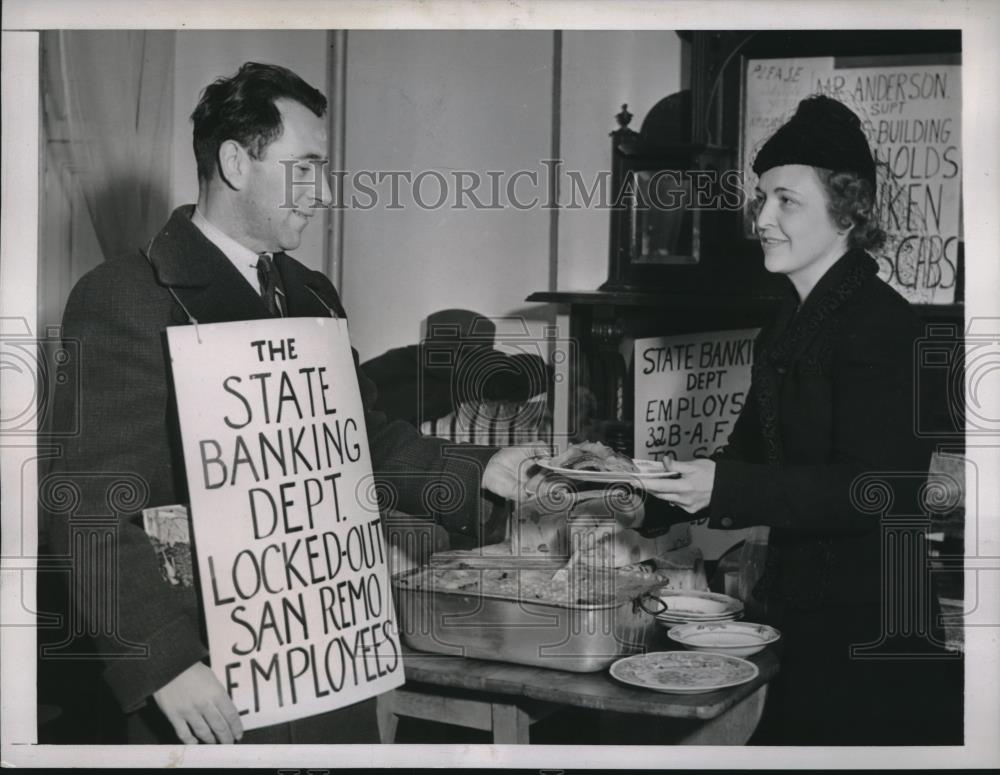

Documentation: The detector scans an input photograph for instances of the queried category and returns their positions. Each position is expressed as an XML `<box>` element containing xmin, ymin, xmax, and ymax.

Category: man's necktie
<box><xmin>256</xmin><ymin>253</ymin><xmax>284</xmax><ymax>317</ymax></box>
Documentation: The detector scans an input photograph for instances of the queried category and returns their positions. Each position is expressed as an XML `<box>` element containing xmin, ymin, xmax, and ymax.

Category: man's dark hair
<box><xmin>191</xmin><ymin>62</ymin><xmax>327</xmax><ymax>183</ymax></box>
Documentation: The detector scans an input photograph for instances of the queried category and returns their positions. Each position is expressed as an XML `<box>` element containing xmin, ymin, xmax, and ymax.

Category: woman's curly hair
<box><xmin>813</xmin><ymin>168</ymin><xmax>886</xmax><ymax>251</ymax></box>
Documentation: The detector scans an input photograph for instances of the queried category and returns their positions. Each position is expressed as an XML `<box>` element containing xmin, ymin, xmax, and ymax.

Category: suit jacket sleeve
<box><xmin>352</xmin><ymin>348</ymin><xmax>502</xmax><ymax>543</ymax></box>
<box><xmin>310</xmin><ymin>275</ymin><xmax>501</xmax><ymax>542</ymax></box>
<box><xmin>46</xmin><ymin>269</ymin><xmax>209</xmax><ymax>713</ymax></box>
<box><xmin>707</xmin><ymin>306</ymin><xmax>928</xmax><ymax>534</ymax></box>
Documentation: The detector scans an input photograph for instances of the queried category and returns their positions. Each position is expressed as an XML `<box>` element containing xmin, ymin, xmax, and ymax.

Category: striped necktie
<box><xmin>255</xmin><ymin>253</ymin><xmax>284</xmax><ymax>317</ymax></box>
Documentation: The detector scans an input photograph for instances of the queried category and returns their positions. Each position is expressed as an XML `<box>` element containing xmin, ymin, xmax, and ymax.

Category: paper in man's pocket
<box><xmin>142</xmin><ymin>504</ymin><xmax>195</xmax><ymax>587</ymax></box>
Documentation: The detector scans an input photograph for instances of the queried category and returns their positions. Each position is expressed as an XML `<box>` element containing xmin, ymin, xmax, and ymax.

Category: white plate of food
<box><xmin>609</xmin><ymin>650</ymin><xmax>759</xmax><ymax>694</ymax></box>
<box><xmin>535</xmin><ymin>442</ymin><xmax>679</xmax><ymax>484</ymax></box>
<box><xmin>666</xmin><ymin>621</ymin><xmax>781</xmax><ymax>657</ymax></box>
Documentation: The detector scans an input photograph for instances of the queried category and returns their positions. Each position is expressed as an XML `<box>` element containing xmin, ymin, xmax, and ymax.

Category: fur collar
<box><xmin>753</xmin><ymin>249</ymin><xmax>878</xmax><ymax>465</ymax></box>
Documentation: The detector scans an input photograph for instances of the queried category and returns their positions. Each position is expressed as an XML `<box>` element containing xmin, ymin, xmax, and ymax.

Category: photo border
<box><xmin>3</xmin><ymin>0</ymin><xmax>998</xmax><ymax>769</ymax></box>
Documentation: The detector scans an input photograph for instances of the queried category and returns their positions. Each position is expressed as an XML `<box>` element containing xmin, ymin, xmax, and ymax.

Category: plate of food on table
<box><xmin>609</xmin><ymin>651</ymin><xmax>760</xmax><ymax>694</ymax></box>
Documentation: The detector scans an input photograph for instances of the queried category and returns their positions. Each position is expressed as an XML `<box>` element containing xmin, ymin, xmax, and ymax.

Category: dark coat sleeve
<box><xmin>354</xmin><ymin>349</ymin><xmax>502</xmax><ymax>542</ymax></box>
<box><xmin>708</xmin><ymin>300</ymin><xmax>929</xmax><ymax>534</ymax></box>
<box><xmin>301</xmin><ymin>270</ymin><xmax>503</xmax><ymax>542</ymax></box>
<box><xmin>358</xmin><ymin>346</ymin><xmax>425</xmax><ymax>425</ymax></box>
<box><xmin>46</xmin><ymin>267</ymin><xmax>209</xmax><ymax>713</ymax></box>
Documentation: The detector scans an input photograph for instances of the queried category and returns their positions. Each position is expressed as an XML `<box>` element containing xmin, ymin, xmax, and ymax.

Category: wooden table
<box><xmin>377</xmin><ymin>646</ymin><xmax>779</xmax><ymax>744</ymax></box>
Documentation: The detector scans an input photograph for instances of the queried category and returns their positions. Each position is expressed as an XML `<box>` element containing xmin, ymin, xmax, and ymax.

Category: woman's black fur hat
<box><xmin>752</xmin><ymin>95</ymin><xmax>877</xmax><ymax>191</ymax></box>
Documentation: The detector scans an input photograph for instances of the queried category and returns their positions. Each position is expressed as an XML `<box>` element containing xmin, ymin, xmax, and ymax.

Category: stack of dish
<box><xmin>648</xmin><ymin>589</ymin><xmax>744</xmax><ymax>627</ymax></box>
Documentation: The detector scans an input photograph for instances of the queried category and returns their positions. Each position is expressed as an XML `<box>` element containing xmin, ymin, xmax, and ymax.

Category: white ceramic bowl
<box><xmin>666</xmin><ymin>621</ymin><xmax>781</xmax><ymax>657</ymax></box>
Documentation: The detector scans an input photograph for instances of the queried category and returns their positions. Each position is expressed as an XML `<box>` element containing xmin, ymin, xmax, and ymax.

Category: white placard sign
<box><xmin>744</xmin><ymin>56</ymin><xmax>962</xmax><ymax>304</ymax></box>
<box><xmin>634</xmin><ymin>329</ymin><xmax>759</xmax><ymax>559</ymax></box>
<box><xmin>167</xmin><ymin>318</ymin><xmax>404</xmax><ymax>731</ymax></box>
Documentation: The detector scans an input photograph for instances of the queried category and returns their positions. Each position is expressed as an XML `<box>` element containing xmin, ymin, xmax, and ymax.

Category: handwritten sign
<box><xmin>744</xmin><ymin>56</ymin><xmax>962</xmax><ymax>304</ymax></box>
<box><xmin>167</xmin><ymin>318</ymin><xmax>404</xmax><ymax>731</ymax></box>
<box><xmin>634</xmin><ymin>329</ymin><xmax>758</xmax><ymax>558</ymax></box>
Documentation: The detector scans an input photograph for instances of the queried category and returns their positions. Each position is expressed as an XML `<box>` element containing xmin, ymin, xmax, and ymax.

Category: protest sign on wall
<box><xmin>634</xmin><ymin>328</ymin><xmax>758</xmax><ymax>559</ymax></box>
<box><xmin>167</xmin><ymin>318</ymin><xmax>403</xmax><ymax>731</ymax></box>
<box><xmin>744</xmin><ymin>55</ymin><xmax>962</xmax><ymax>304</ymax></box>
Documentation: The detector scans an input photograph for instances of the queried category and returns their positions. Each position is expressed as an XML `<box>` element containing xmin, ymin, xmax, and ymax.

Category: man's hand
<box><xmin>153</xmin><ymin>662</ymin><xmax>244</xmax><ymax>744</ymax></box>
<box><xmin>644</xmin><ymin>458</ymin><xmax>716</xmax><ymax>514</ymax></box>
<box><xmin>481</xmin><ymin>442</ymin><xmax>551</xmax><ymax>502</ymax></box>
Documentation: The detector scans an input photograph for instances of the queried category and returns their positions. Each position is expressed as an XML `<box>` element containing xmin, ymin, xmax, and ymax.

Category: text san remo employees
<box><xmin>196</xmin><ymin>352</ymin><xmax>401</xmax><ymax>715</ymax></box>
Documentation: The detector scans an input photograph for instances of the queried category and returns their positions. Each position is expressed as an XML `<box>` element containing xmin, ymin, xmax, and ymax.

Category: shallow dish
<box><xmin>666</xmin><ymin>621</ymin><xmax>781</xmax><ymax>657</ymax></box>
<box><xmin>655</xmin><ymin>612</ymin><xmax>743</xmax><ymax>627</ymax></box>
<box><xmin>609</xmin><ymin>650</ymin><xmax>759</xmax><ymax>694</ymax></box>
<box><xmin>649</xmin><ymin>589</ymin><xmax>744</xmax><ymax>619</ymax></box>
<box><xmin>535</xmin><ymin>457</ymin><xmax>680</xmax><ymax>485</ymax></box>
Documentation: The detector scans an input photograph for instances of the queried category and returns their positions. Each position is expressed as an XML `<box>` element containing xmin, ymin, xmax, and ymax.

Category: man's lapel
<box><xmin>144</xmin><ymin>205</ymin><xmax>347</xmax><ymax>324</ymax></box>
<box><xmin>143</xmin><ymin>205</ymin><xmax>269</xmax><ymax>324</ymax></box>
<box><xmin>275</xmin><ymin>253</ymin><xmax>346</xmax><ymax>319</ymax></box>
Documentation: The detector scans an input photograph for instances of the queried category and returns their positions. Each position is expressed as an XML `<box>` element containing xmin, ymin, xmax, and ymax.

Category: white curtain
<box><xmin>39</xmin><ymin>30</ymin><xmax>175</xmax><ymax>329</ymax></box>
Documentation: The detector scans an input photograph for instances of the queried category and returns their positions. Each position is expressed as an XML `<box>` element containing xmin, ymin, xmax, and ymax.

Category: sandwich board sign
<box><xmin>167</xmin><ymin>317</ymin><xmax>403</xmax><ymax>730</ymax></box>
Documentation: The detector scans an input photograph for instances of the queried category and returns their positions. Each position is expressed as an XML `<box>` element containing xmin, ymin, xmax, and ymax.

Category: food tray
<box><xmin>391</xmin><ymin>565</ymin><xmax>669</xmax><ymax>672</ymax></box>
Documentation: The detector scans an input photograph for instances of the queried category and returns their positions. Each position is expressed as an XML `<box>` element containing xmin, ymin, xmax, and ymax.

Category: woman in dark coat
<box><xmin>643</xmin><ymin>95</ymin><xmax>962</xmax><ymax>745</ymax></box>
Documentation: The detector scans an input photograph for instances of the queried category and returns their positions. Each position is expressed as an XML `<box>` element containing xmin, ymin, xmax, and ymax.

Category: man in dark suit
<box><xmin>48</xmin><ymin>62</ymin><xmax>543</xmax><ymax>745</ymax></box>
